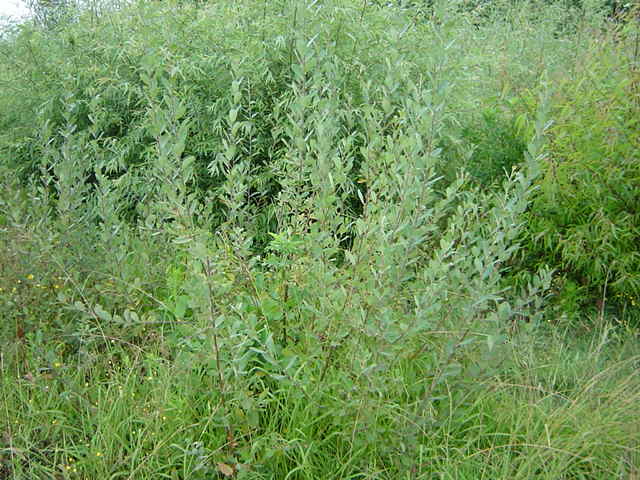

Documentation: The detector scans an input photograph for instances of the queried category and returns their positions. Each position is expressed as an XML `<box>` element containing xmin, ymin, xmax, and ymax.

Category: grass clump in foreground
<box><xmin>1</xmin><ymin>0</ymin><xmax>639</xmax><ymax>478</ymax></box>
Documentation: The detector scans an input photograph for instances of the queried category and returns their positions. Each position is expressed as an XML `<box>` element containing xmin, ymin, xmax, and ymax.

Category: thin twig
<box><xmin>201</xmin><ymin>256</ymin><xmax>234</xmax><ymax>451</ymax></box>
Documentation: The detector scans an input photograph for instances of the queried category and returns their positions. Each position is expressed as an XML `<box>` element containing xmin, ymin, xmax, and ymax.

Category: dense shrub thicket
<box><xmin>524</xmin><ymin>28</ymin><xmax>640</xmax><ymax>314</ymax></box>
<box><xmin>1</xmin><ymin>1</ymin><xmax>639</xmax><ymax>478</ymax></box>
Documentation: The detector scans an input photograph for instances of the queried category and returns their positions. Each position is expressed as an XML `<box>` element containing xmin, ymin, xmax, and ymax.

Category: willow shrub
<box><xmin>439</xmin><ymin>106</ymin><xmax>528</xmax><ymax>189</ymax></box>
<box><xmin>524</xmin><ymin>18</ymin><xmax>640</xmax><ymax>319</ymax></box>
<box><xmin>3</xmin><ymin>0</ymin><xmax>640</xmax><ymax>478</ymax></box>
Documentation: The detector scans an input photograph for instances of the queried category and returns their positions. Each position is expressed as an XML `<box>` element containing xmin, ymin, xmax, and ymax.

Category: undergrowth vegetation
<box><xmin>1</xmin><ymin>0</ymin><xmax>639</xmax><ymax>478</ymax></box>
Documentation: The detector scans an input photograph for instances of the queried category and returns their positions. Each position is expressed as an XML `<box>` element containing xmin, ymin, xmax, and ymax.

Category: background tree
<box><xmin>27</xmin><ymin>0</ymin><xmax>71</xmax><ymax>29</ymax></box>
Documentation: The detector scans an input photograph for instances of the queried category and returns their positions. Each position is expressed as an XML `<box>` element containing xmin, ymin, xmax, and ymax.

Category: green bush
<box><xmin>2</xmin><ymin>1</ymin><xmax>639</xmax><ymax>478</ymax></box>
<box><xmin>441</xmin><ymin>107</ymin><xmax>527</xmax><ymax>189</ymax></box>
<box><xmin>524</xmin><ymin>23</ymin><xmax>640</xmax><ymax>315</ymax></box>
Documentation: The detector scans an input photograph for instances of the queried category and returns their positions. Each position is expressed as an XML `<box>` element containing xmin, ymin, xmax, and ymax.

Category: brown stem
<box><xmin>202</xmin><ymin>256</ymin><xmax>234</xmax><ymax>451</ymax></box>
<box><xmin>418</xmin><ymin>326</ymin><xmax>471</xmax><ymax>415</ymax></box>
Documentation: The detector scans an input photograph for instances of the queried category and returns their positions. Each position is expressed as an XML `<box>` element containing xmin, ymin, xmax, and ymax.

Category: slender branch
<box><xmin>201</xmin><ymin>256</ymin><xmax>234</xmax><ymax>450</ymax></box>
